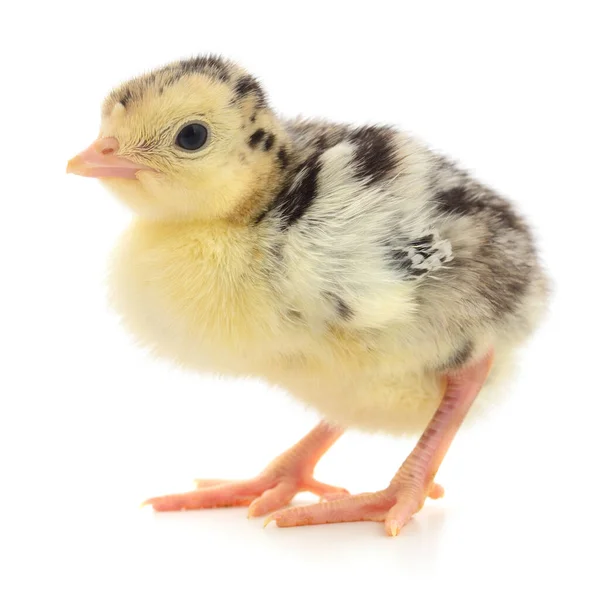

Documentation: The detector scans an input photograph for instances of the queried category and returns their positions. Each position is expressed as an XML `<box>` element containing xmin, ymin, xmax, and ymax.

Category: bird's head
<box><xmin>67</xmin><ymin>56</ymin><xmax>290</xmax><ymax>221</ymax></box>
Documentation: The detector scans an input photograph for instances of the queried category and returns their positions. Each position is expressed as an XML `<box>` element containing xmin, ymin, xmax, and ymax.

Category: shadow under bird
<box><xmin>67</xmin><ymin>55</ymin><xmax>549</xmax><ymax>536</ymax></box>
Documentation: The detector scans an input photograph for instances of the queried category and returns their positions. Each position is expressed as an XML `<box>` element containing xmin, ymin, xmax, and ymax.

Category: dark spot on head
<box><xmin>234</xmin><ymin>75</ymin><xmax>267</xmax><ymax>107</ymax></box>
<box><xmin>277</xmin><ymin>147</ymin><xmax>289</xmax><ymax>168</ymax></box>
<box><xmin>119</xmin><ymin>88</ymin><xmax>133</xmax><ymax>108</ymax></box>
<box><xmin>263</xmin><ymin>133</ymin><xmax>275</xmax><ymax>151</ymax></box>
<box><xmin>178</xmin><ymin>55</ymin><xmax>231</xmax><ymax>82</ymax></box>
<box><xmin>144</xmin><ymin>72</ymin><xmax>157</xmax><ymax>87</ymax></box>
<box><xmin>112</xmin><ymin>55</ymin><xmax>232</xmax><ymax>109</ymax></box>
<box><xmin>235</xmin><ymin>75</ymin><xmax>259</xmax><ymax>96</ymax></box>
<box><xmin>349</xmin><ymin>125</ymin><xmax>397</xmax><ymax>186</ymax></box>
<box><xmin>249</xmin><ymin>129</ymin><xmax>266</xmax><ymax>148</ymax></box>
<box><xmin>324</xmin><ymin>292</ymin><xmax>353</xmax><ymax>321</ymax></box>
<box><xmin>250</xmin><ymin>112</ymin><xmax>257</xmax><ymax>123</ymax></box>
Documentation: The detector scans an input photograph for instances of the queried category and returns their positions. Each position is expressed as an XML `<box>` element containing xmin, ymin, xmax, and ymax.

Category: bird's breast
<box><xmin>108</xmin><ymin>219</ymin><xmax>283</xmax><ymax>372</ymax></box>
<box><xmin>107</xmin><ymin>219</ymin><xmax>448</xmax><ymax>433</ymax></box>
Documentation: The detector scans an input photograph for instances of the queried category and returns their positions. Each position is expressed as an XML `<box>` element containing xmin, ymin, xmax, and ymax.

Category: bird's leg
<box><xmin>266</xmin><ymin>351</ymin><xmax>494</xmax><ymax>536</ymax></box>
<box><xmin>142</xmin><ymin>421</ymin><xmax>348</xmax><ymax>517</ymax></box>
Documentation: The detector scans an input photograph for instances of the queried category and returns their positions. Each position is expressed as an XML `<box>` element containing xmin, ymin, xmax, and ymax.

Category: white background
<box><xmin>2</xmin><ymin>1</ymin><xmax>599</xmax><ymax>590</ymax></box>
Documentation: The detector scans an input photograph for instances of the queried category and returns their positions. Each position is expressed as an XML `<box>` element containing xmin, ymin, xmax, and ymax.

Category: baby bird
<box><xmin>67</xmin><ymin>55</ymin><xmax>548</xmax><ymax>536</ymax></box>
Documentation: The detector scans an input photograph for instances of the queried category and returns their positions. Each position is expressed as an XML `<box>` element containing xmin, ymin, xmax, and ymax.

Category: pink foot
<box><xmin>142</xmin><ymin>474</ymin><xmax>348</xmax><ymax>517</ymax></box>
<box><xmin>265</xmin><ymin>480</ymin><xmax>444</xmax><ymax>535</ymax></box>
<box><xmin>142</xmin><ymin>422</ymin><xmax>347</xmax><ymax>517</ymax></box>
<box><xmin>266</xmin><ymin>352</ymin><xmax>492</xmax><ymax>537</ymax></box>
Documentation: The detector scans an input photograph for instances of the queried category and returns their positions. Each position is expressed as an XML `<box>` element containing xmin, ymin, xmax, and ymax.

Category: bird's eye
<box><xmin>175</xmin><ymin>122</ymin><xmax>209</xmax><ymax>151</ymax></box>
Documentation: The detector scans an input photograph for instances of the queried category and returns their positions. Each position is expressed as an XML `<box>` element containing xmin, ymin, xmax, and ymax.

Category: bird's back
<box><xmin>256</xmin><ymin>118</ymin><xmax>549</xmax><ymax>367</ymax></box>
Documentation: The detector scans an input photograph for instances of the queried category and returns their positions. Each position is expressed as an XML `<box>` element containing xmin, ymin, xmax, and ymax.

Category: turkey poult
<box><xmin>67</xmin><ymin>55</ymin><xmax>548</xmax><ymax>536</ymax></box>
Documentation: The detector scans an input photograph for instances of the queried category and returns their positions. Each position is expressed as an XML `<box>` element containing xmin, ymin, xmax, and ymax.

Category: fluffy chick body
<box><xmin>101</xmin><ymin>57</ymin><xmax>548</xmax><ymax>435</ymax></box>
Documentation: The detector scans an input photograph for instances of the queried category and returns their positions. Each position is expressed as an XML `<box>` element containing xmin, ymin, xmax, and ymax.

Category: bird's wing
<box><xmin>263</xmin><ymin>126</ymin><xmax>453</xmax><ymax>328</ymax></box>
<box><xmin>384</xmin><ymin>230</ymin><xmax>454</xmax><ymax>282</ymax></box>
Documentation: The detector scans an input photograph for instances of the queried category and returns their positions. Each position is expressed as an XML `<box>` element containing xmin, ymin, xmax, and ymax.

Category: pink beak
<box><xmin>66</xmin><ymin>137</ymin><xmax>155</xmax><ymax>179</ymax></box>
